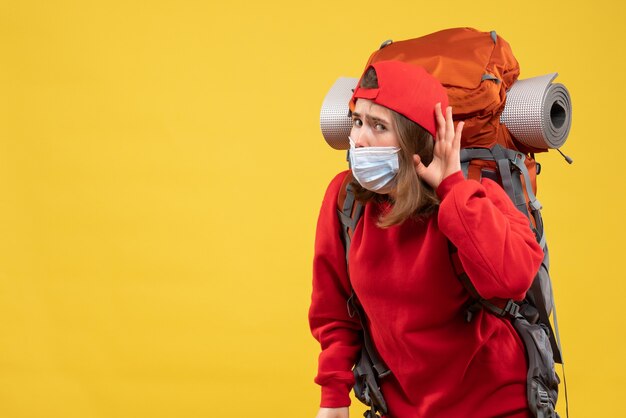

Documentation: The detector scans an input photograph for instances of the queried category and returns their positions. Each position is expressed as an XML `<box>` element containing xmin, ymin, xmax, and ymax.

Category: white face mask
<box><xmin>349</xmin><ymin>137</ymin><xmax>400</xmax><ymax>194</ymax></box>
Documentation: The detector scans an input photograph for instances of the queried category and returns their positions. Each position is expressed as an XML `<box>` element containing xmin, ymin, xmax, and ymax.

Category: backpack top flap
<box><xmin>364</xmin><ymin>27</ymin><xmax>520</xmax><ymax>150</ymax></box>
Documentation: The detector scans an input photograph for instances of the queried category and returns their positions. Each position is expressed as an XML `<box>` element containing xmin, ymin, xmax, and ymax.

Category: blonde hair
<box><xmin>352</xmin><ymin>67</ymin><xmax>439</xmax><ymax>227</ymax></box>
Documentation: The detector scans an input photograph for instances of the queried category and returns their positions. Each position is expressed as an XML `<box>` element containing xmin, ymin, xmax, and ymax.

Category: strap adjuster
<box><xmin>503</xmin><ymin>299</ymin><xmax>520</xmax><ymax>317</ymax></box>
<box><xmin>538</xmin><ymin>388</ymin><xmax>550</xmax><ymax>406</ymax></box>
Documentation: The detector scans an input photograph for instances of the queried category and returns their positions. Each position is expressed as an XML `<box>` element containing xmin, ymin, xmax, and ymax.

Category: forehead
<box><xmin>353</xmin><ymin>99</ymin><xmax>393</xmax><ymax>120</ymax></box>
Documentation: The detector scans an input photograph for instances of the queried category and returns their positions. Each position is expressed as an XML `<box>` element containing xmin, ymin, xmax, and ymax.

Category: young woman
<box><xmin>309</xmin><ymin>60</ymin><xmax>544</xmax><ymax>418</ymax></box>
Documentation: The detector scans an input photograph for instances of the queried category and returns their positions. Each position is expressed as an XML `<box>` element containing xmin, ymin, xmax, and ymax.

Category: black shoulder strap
<box><xmin>337</xmin><ymin>169</ymin><xmax>567</xmax><ymax>417</ymax></box>
<box><xmin>448</xmin><ymin>242</ymin><xmax>521</xmax><ymax>321</ymax></box>
<box><xmin>337</xmin><ymin>175</ymin><xmax>390</xmax><ymax>380</ymax></box>
<box><xmin>338</xmin><ymin>176</ymin><xmax>364</xmax><ymax>266</ymax></box>
<box><xmin>460</xmin><ymin>145</ymin><xmax>562</xmax><ymax>363</ymax></box>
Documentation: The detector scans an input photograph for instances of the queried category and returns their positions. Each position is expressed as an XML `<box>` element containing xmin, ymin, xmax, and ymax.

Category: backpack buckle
<box><xmin>512</xmin><ymin>152</ymin><xmax>525</xmax><ymax>166</ymax></box>
<box><xmin>464</xmin><ymin>300</ymin><xmax>483</xmax><ymax>322</ymax></box>
<box><xmin>503</xmin><ymin>299</ymin><xmax>521</xmax><ymax>317</ymax></box>
<box><xmin>538</xmin><ymin>388</ymin><xmax>550</xmax><ymax>406</ymax></box>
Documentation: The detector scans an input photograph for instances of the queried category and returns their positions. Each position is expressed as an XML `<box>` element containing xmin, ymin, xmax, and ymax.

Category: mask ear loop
<box><xmin>347</xmin><ymin>137</ymin><xmax>355</xmax><ymax>168</ymax></box>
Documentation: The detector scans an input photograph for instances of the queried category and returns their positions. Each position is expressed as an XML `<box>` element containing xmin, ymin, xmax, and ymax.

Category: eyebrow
<box><xmin>352</xmin><ymin>112</ymin><xmax>391</xmax><ymax>125</ymax></box>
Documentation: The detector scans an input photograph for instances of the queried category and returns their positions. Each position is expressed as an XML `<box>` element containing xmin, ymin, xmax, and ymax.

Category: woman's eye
<box><xmin>352</xmin><ymin>118</ymin><xmax>363</xmax><ymax>127</ymax></box>
<box><xmin>375</xmin><ymin>123</ymin><xmax>386</xmax><ymax>131</ymax></box>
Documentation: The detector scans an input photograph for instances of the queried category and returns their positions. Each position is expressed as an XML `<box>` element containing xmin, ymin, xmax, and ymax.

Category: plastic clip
<box><xmin>465</xmin><ymin>301</ymin><xmax>483</xmax><ymax>323</ymax></box>
<box><xmin>377</xmin><ymin>368</ymin><xmax>391</xmax><ymax>379</ymax></box>
<box><xmin>529</xmin><ymin>199</ymin><xmax>543</xmax><ymax>212</ymax></box>
<box><xmin>538</xmin><ymin>389</ymin><xmax>550</xmax><ymax>406</ymax></box>
<box><xmin>503</xmin><ymin>300</ymin><xmax>520</xmax><ymax>317</ymax></box>
<box><xmin>512</xmin><ymin>152</ymin><xmax>526</xmax><ymax>166</ymax></box>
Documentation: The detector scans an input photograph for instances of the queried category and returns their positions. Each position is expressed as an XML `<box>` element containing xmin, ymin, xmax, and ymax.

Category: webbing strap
<box><xmin>508</xmin><ymin>155</ymin><xmax>542</xmax><ymax>213</ymax></box>
<box><xmin>460</xmin><ymin>146</ymin><xmax>545</xmax><ymax>244</ymax></box>
<box><xmin>339</xmin><ymin>182</ymin><xmax>364</xmax><ymax>266</ymax></box>
<box><xmin>552</xmin><ymin>291</ymin><xmax>566</xmax><ymax>401</ymax></box>
<box><xmin>461</xmin><ymin>161</ymin><xmax>470</xmax><ymax>178</ymax></box>
<box><xmin>460</xmin><ymin>147</ymin><xmax>496</xmax><ymax>162</ymax></box>
<box><xmin>535</xmin><ymin>214</ymin><xmax>546</xmax><ymax>249</ymax></box>
<box><xmin>338</xmin><ymin>210</ymin><xmax>351</xmax><ymax>267</ymax></box>
<box><xmin>529</xmin><ymin>253</ymin><xmax>562</xmax><ymax>364</ymax></box>
<box><xmin>348</xmin><ymin>294</ymin><xmax>391</xmax><ymax>379</ymax></box>
<box><xmin>508</xmin><ymin>154</ymin><xmax>546</xmax><ymax>246</ymax></box>
<box><xmin>338</xmin><ymin>210</ymin><xmax>355</xmax><ymax>231</ymax></box>
<box><xmin>482</xmin><ymin>73</ymin><xmax>500</xmax><ymax>83</ymax></box>
<box><xmin>338</xmin><ymin>178</ymin><xmax>390</xmax><ymax>383</ymax></box>
<box><xmin>448</xmin><ymin>242</ymin><xmax>520</xmax><ymax>320</ymax></box>
<box><xmin>561</xmin><ymin>360</ymin><xmax>570</xmax><ymax>418</ymax></box>
<box><xmin>457</xmin><ymin>271</ymin><xmax>520</xmax><ymax>318</ymax></box>
<box><xmin>343</xmin><ymin>182</ymin><xmax>356</xmax><ymax>214</ymax></box>
<box><xmin>490</xmin><ymin>145</ymin><xmax>527</xmax><ymax>216</ymax></box>
<box><xmin>338</xmin><ymin>206</ymin><xmax>363</xmax><ymax>242</ymax></box>
<box><xmin>551</xmin><ymin>282</ymin><xmax>564</xmax><ymax>361</ymax></box>
<box><xmin>508</xmin><ymin>156</ymin><xmax>531</xmax><ymax>219</ymax></box>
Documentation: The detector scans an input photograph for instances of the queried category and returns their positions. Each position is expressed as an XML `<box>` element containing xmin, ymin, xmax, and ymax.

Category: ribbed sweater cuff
<box><xmin>320</xmin><ymin>382</ymin><xmax>352</xmax><ymax>408</ymax></box>
<box><xmin>436</xmin><ymin>170</ymin><xmax>465</xmax><ymax>199</ymax></box>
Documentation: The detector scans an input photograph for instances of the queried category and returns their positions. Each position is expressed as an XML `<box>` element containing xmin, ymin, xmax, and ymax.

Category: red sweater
<box><xmin>309</xmin><ymin>170</ymin><xmax>544</xmax><ymax>418</ymax></box>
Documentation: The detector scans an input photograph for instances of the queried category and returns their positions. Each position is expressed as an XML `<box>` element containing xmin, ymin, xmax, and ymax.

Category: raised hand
<box><xmin>413</xmin><ymin>103</ymin><xmax>464</xmax><ymax>189</ymax></box>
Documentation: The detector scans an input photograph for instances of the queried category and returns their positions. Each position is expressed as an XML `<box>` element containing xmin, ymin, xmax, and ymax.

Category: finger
<box><xmin>413</xmin><ymin>154</ymin><xmax>424</xmax><ymax>175</ymax></box>
<box><xmin>413</xmin><ymin>154</ymin><xmax>432</xmax><ymax>184</ymax></box>
<box><xmin>454</xmin><ymin>121</ymin><xmax>464</xmax><ymax>149</ymax></box>
<box><xmin>413</xmin><ymin>154</ymin><xmax>422</xmax><ymax>168</ymax></box>
<box><xmin>434</xmin><ymin>102</ymin><xmax>445</xmax><ymax>140</ymax></box>
<box><xmin>445</xmin><ymin>106</ymin><xmax>454</xmax><ymax>142</ymax></box>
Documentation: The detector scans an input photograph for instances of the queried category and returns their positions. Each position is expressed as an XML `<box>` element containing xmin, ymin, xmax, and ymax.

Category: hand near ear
<box><xmin>413</xmin><ymin>103</ymin><xmax>464</xmax><ymax>189</ymax></box>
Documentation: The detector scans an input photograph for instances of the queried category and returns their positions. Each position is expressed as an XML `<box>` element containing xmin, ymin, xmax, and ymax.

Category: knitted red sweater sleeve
<box><xmin>436</xmin><ymin>171</ymin><xmax>544</xmax><ymax>301</ymax></box>
<box><xmin>309</xmin><ymin>171</ymin><xmax>362</xmax><ymax>407</ymax></box>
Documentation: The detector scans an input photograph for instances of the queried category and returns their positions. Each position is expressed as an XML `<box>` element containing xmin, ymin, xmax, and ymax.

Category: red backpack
<box><xmin>324</xmin><ymin>28</ymin><xmax>571</xmax><ymax>418</ymax></box>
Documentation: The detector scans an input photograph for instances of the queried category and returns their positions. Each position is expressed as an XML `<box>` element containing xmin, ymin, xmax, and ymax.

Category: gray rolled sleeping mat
<box><xmin>319</xmin><ymin>74</ymin><xmax>572</xmax><ymax>152</ymax></box>
<box><xmin>500</xmin><ymin>73</ymin><xmax>571</xmax><ymax>151</ymax></box>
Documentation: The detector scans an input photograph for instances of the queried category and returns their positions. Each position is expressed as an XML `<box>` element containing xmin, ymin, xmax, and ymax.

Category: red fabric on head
<box><xmin>350</xmin><ymin>60</ymin><xmax>449</xmax><ymax>138</ymax></box>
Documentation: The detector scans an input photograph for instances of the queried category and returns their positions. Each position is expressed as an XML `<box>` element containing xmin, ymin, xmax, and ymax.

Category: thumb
<box><xmin>413</xmin><ymin>154</ymin><xmax>427</xmax><ymax>177</ymax></box>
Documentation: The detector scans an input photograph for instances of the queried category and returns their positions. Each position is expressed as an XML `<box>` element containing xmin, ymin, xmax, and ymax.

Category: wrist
<box><xmin>436</xmin><ymin>170</ymin><xmax>465</xmax><ymax>199</ymax></box>
<box><xmin>316</xmin><ymin>407</ymin><xmax>349</xmax><ymax>418</ymax></box>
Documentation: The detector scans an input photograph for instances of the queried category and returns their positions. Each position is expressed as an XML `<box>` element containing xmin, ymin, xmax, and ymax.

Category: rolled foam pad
<box><xmin>500</xmin><ymin>73</ymin><xmax>572</xmax><ymax>150</ymax></box>
<box><xmin>320</xmin><ymin>74</ymin><xmax>572</xmax><ymax>151</ymax></box>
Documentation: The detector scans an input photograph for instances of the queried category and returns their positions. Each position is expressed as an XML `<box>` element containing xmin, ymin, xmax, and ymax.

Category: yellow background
<box><xmin>1</xmin><ymin>1</ymin><xmax>624</xmax><ymax>417</ymax></box>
